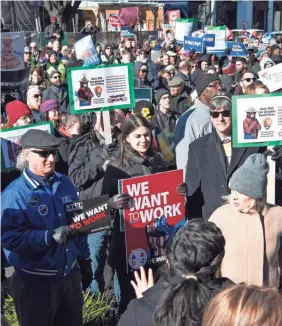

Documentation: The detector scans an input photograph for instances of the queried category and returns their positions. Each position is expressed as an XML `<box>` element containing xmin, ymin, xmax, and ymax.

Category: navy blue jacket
<box><xmin>1</xmin><ymin>169</ymin><xmax>90</xmax><ymax>280</ymax></box>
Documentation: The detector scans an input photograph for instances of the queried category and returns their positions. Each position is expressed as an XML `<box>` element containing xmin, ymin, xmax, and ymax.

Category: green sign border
<box><xmin>1</xmin><ymin>122</ymin><xmax>54</xmax><ymax>172</ymax></box>
<box><xmin>232</xmin><ymin>93</ymin><xmax>282</xmax><ymax>148</ymax></box>
<box><xmin>67</xmin><ymin>63</ymin><xmax>136</xmax><ymax>115</ymax></box>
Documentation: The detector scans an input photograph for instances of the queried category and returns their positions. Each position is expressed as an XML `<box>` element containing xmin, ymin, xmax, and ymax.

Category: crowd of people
<box><xmin>1</xmin><ymin>16</ymin><xmax>282</xmax><ymax>326</ymax></box>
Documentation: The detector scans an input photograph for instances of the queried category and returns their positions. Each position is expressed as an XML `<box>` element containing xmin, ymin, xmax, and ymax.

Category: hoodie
<box><xmin>260</xmin><ymin>58</ymin><xmax>275</xmax><ymax>71</ymax></box>
<box><xmin>133</xmin><ymin>62</ymin><xmax>151</xmax><ymax>88</ymax></box>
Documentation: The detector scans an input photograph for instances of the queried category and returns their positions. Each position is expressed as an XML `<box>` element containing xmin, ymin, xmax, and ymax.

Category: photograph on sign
<box><xmin>232</xmin><ymin>94</ymin><xmax>282</xmax><ymax>148</ymax></box>
<box><xmin>67</xmin><ymin>64</ymin><xmax>135</xmax><ymax>114</ymax></box>
<box><xmin>1</xmin><ymin>122</ymin><xmax>54</xmax><ymax>172</ymax></box>
<box><xmin>162</xmin><ymin>24</ymin><xmax>175</xmax><ymax>43</ymax></box>
<box><xmin>1</xmin><ymin>32</ymin><xmax>25</xmax><ymax>71</ymax></box>
<box><xmin>120</xmin><ymin>170</ymin><xmax>185</xmax><ymax>271</ymax></box>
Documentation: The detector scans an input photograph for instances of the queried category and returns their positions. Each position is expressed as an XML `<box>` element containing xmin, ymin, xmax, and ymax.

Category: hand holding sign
<box><xmin>52</xmin><ymin>226</ymin><xmax>74</xmax><ymax>244</ymax></box>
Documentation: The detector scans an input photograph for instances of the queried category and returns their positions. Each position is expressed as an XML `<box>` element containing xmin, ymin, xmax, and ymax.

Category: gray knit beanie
<box><xmin>228</xmin><ymin>154</ymin><xmax>269</xmax><ymax>200</ymax></box>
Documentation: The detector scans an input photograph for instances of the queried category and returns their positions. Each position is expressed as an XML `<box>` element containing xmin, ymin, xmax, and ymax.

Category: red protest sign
<box><xmin>119</xmin><ymin>170</ymin><xmax>185</xmax><ymax>271</ymax></box>
<box><xmin>110</xmin><ymin>15</ymin><xmax>120</xmax><ymax>28</ymax></box>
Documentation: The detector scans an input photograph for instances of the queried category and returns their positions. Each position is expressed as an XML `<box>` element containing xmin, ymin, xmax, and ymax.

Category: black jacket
<box><xmin>186</xmin><ymin>128</ymin><xmax>266</xmax><ymax>219</ymax></box>
<box><xmin>150</xmin><ymin>109</ymin><xmax>176</xmax><ymax>133</ymax></box>
<box><xmin>118</xmin><ymin>275</ymin><xmax>233</xmax><ymax>326</ymax></box>
<box><xmin>68</xmin><ymin>132</ymin><xmax>107</xmax><ymax>199</ymax></box>
<box><xmin>170</xmin><ymin>91</ymin><xmax>190</xmax><ymax>118</ymax></box>
<box><xmin>42</xmin><ymin>85</ymin><xmax>69</xmax><ymax>115</ymax></box>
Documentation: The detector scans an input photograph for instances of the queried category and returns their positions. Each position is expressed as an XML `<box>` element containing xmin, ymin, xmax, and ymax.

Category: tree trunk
<box><xmin>44</xmin><ymin>0</ymin><xmax>81</xmax><ymax>31</ymax></box>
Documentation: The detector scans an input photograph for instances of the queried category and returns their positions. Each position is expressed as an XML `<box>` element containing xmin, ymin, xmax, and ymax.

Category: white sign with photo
<box><xmin>258</xmin><ymin>62</ymin><xmax>282</xmax><ymax>93</ymax></box>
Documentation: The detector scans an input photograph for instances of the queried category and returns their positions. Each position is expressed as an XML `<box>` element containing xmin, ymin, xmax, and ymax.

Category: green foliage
<box><xmin>4</xmin><ymin>291</ymin><xmax>113</xmax><ymax>326</ymax></box>
<box><xmin>4</xmin><ymin>296</ymin><xmax>19</xmax><ymax>326</ymax></box>
<box><xmin>83</xmin><ymin>290</ymin><xmax>113</xmax><ymax>324</ymax></box>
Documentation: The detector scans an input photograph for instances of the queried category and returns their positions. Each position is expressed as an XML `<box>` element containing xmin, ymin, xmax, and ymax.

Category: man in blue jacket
<box><xmin>1</xmin><ymin>129</ymin><xmax>92</xmax><ymax>326</ymax></box>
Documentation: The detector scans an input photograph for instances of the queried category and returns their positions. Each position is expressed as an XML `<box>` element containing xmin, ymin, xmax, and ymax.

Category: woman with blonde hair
<box><xmin>209</xmin><ymin>153</ymin><xmax>282</xmax><ymax>288</ymax></box>
<box><xmin>202</xmin><ymin>283</ymin><xmax>282</xmax><ymax>326</ymax></box>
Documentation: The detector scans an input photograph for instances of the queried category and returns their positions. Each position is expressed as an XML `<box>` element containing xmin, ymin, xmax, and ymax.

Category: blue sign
<box><xmin>184</xmin><ymin>36</ymin><xmax>203</xmax><ymax>53</ymax></box>
<box><xmin>226</xmin><ymin>42</ymin><xmax>247</xmax><ymax>57</ymax></box>
<box><xmin>121</xmin><ymin>26</ymin><xmax>135</xmax><ymax>38</ymax></box>
<box><xmin>203</xmin><ymin>34</ymin><xmax>215</xmax><ymax>47</ymax></box>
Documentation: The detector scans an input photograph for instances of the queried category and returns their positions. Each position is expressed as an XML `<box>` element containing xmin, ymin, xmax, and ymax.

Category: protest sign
<box><xmin>184</xmin><ymin>36</ymin><xmax>203</xmax><ymax>53</ymax></box>
<box><xmin>109</xmin><ymin>14</ymin><xmax>120</xmax><ymax>31</ymax></box>
<box><xmin>121</xmin><ymin>26</ymin><xmax>135</xmax><ymax>38</ymax></box>
<box><xmin>203</xmin><ymin>34</ymin><xmax>215</xmax><ymax>47</ymax></box>
<box><xmin>74</xmin><ymin>35</ymin><xmax>100</xmax><ymax>66</ymax></box>
<box><xmin>1</xmin><ymin>32</ymin><xmax>25</xmax><ymax>71</ymax></box>
<box><xmin>119</xmin><ymin>170</ymin><xmax>185</xmax><ymax>271</ymax></box>
<box><xmin>167</xmin><ymin>10</ymin><xmax>180</xmax><ymax>28</ymax></box>
<box><xmin>64</xmin><ymin>195</ymin><xmax>110</xmax><ymax>236</ymax></box>
<box><xmin>67</xmin><ymin>64</ymin><xmax>135</xmax><ymax>114</ymax></box>
<box><xmin>226</xmin><ymin>41</ymin><xmax>247</xmax><ymax>57</ymax></box>
<box><xmin>206</xmin><ymin>26</ymin><xmax>226</xmax><ymax>55</ymax></box>
<box><xmin>162</xmin><ymin>24</ymin><xmax>175</xmax><ymax>43</ymax></box>
<box><xmin>175</xmin><ymin>18</ymin><xmax>194</xmax><ymax>44</ymax></box>
<box><xmin>134</xmin><ymin>88</ymin><xmax>152</xmax><ymax>102</ymax></box>
<box><xmin>1</xmin><ymin>66</ymin><xmax>30</xmax><ymax>99</ymax></box>
<box><xmin>232</xmin><ymin>93</ymin><xmax>282</xmax><ymax>148</ymax></box>
<box><xmin>258</xmin><ymin>63</ymin><xmax>282</xmax><ymax>93</ymax></box>
<box><xmin>1</xmin><ymin>122</ymin><xmax>54</xmax><ymax>172</ymax></box>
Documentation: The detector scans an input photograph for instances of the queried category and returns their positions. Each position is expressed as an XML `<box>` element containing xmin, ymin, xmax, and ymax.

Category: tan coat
<box><xmin>209</xmin><ymin>204</ymin><xmax>282</xmax><ymax>288</ymax></box>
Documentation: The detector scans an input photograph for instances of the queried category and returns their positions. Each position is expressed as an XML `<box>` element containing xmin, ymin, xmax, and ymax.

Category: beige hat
<box><xmin>246</xmin><ymin>107</ymin><xmax>258</xmax><ymax>113</ymax></box>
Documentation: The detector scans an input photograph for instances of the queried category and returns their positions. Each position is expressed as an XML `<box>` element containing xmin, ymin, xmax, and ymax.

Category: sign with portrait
<box><xmin>232</xmin><ymin>94</ymin><xmax>282</xmax><ymax>148</ymax></box>
<box><xmin>67</xmin><ymin>64</ymin><xmax>135</xmax><ymax>114</ymax></box>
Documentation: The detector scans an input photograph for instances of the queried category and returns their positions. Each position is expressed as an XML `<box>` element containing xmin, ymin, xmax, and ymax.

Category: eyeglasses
<box><xmin>210</xmin><ymin>110</ymin><xmax>231</xmax><ymax>118</ymax></box>
<box><xmin>52</xmin><ymin>75</ymin><xmax>61</xmax><ymax>79</ymax></box>
<box><xmin>33</xmin><ymin>94</ymin><xmax>42</xmax><ymax>99</ymax></box>
<box><xmin>207</xmin><ymin>82</ymin><xmax>222</xmax><ymax>88</ymax></box>
<box><xmin>242</xmin><ymin>77</ymin><xmax>256</xmax><ymax>82</ymax></box>
<box><xmin>30</xmin><ymin>149</ymin><xmax>56</xmax><ymax>158</ymax></box>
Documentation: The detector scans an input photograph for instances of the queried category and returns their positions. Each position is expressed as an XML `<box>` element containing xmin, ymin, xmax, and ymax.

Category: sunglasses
<box><xmin>30</xmin><ymin>149</ymin><xmax>56</xmax><ymax>158</ymax></box>
<box><xmin>141</xmin><ymin>69</ymin><xmax>148</xmax><ymax>73</ymax></box>
<box><xmin>25</xmin><ymin>52</ymin><xmax>31</xmax><ymax>55</ymax></box>
<box><xmin>243</xmin><ymin>77</ymin><xmax>256</xmax><ymax>82</ymax></box>
<box><xmin>33</xmin><ymin>94</ymin><xmax>42</xmax><ymax>99</ymax></box>
<box><xmin>208</xmin><ymin>82</ymin><xmax>222</xmax><ymax>88</ymax></box>
<box><xmin>52</xmin><ymin>75</ymin><xmax>61</xmax><ymax>79</ymax></box>
<box><xmin>210</xmin><ymin>110</ymin><xmax>231</xmax><ymax>118</ymax></box>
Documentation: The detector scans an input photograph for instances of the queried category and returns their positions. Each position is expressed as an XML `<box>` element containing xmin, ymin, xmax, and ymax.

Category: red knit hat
<box><xmin>6</xmin><ymin>100</ymin><xmax>31</xmax><ymax>125</ymax></box>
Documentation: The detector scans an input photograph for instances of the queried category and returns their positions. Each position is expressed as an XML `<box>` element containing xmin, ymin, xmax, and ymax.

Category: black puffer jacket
<box><xmin>150</xmin><ymin>108</ymin><xmax>177</xmax><ymax>133</ymax></box>
<box><xmin>68</xmin><ymin>130</ymin><xmax>120</xmax><ymax>200</ymax></box>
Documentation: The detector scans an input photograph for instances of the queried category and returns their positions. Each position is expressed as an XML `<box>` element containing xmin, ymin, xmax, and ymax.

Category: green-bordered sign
<box><xmin>1</xmin><ymin>122</ymin><xmax>54</xmax><ymax>172</ymax></box>
<box><xmin>232</xmin><ymin>93</ymin><xmax>282</xmax><ymax>148</ymax></box>
<box><xmin>67</xmin><ymin>63</ymin><xmax>135</xmax><ymax>114</ymax></box>
<box><xmin>175</xmin><ymin>18</ymin><xmax>194</xmax><ymax>44</ymax></box>
<box><xmin>206</xmin><ymin>26</ymin><xmax>226</xmax><ymax>55</ymax></box>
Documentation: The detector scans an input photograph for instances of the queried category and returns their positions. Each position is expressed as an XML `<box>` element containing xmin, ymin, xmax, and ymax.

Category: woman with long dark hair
<box><xmin>102</xmin><ymin>114</ymin><xmax>187</xmax><ymax>314</ymax></box>
<box><xmin>118</xmin><ymin>219</ymin><xmax>232</xmax><ymax>326</ymax></box>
